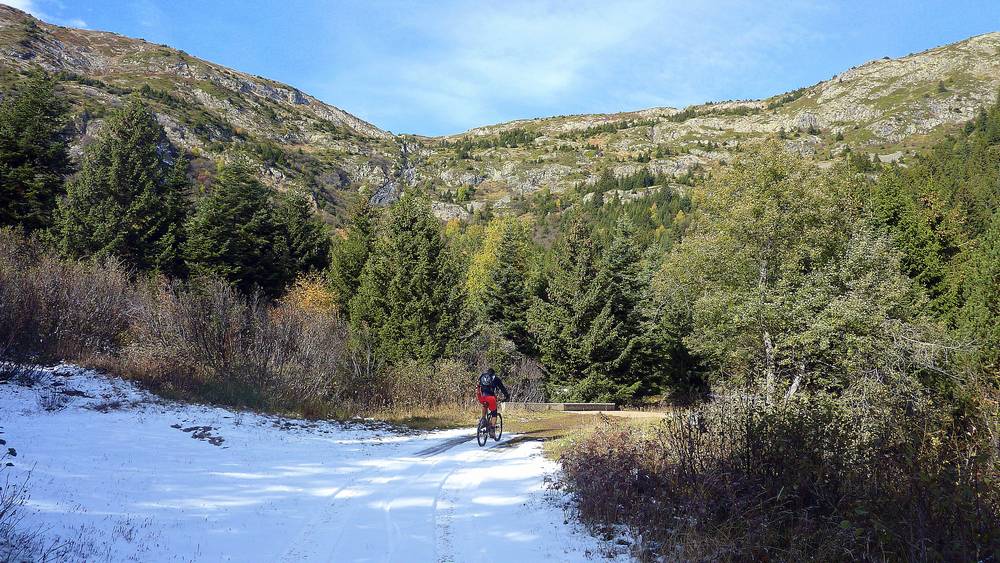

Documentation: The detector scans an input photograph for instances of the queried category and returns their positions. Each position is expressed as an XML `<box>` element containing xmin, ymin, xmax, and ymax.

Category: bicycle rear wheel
<box><xmin>493</xmin><ymin>413</ymin><xmax>503</xmax><ymax>441</ymax></box>
<box><xmin>476</xmin><ymin>418</ymin><xmax>488</xmax><ymax>447</ymax></box>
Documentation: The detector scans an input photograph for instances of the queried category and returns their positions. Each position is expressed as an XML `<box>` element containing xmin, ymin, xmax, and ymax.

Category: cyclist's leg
<box><xmin>484</xmin><ymin>396</ymin><xmax>498</xmax><ymax>435</ymax></box>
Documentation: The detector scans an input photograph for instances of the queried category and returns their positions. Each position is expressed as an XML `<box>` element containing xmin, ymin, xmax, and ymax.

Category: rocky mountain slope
<box><xmin>413</xmin><ymin>32</ymin><xmax>1000</xmax><ymax>217</ymax></box>
<box><xmin>1</xmin><ymin>4</ymin><xmax>998</xmax><ymax>220</ymax></box>
<box><xmin>0</xmin><ymin>4</ymin><xmax>406</xmax><ymax>218</ymax></box>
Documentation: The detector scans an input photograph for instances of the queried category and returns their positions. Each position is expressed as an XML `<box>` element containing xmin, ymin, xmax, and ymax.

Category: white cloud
<box><xmin>2</xmin><ymin>0</ymin><xmax>40</xmax><ymax>14</ymax></box>
<box><xmin>352</xmin><ymin>0</ymin><xmax>664</xmax><ymax>130</ymax></box>
<box><xmin>1</xmin><ymin>0</ymin><xmax>87</xmax><ymax>27</ymax></box>
<box><xmin>332</xmin><ymin>0</ymin><xmax>836</xmax><ymax>133</ymax></box>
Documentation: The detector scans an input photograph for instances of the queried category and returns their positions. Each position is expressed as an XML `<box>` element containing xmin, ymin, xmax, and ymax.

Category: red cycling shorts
<box><xmin>479</xmin><ymin>395</ymin><xmax>497</xmax><ymax>414</ymax></box>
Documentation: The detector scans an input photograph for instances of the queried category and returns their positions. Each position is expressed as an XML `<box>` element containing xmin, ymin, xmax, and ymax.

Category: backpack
<box><xmin>479</xmin><ymin>372</ymin><xmax>493</xmax><ymax>389</ymax></box>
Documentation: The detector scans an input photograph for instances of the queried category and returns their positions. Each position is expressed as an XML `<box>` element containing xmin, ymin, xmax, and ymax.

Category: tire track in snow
<box><xmin>432</xmin><ymin>434</ymin><xmax>510</xmax><ymax>562</ymax></box>
<box><xmin>432</xmin><ymin>463</ymin><xmax>461</xmax><ymax>562</ymax></box>
<box><xmin>312</xmin><ymin>432</ymin><xmax>465</xmax><ymax>561</ymax></box>
<box><xmin>380</xmin><ymin>430</ymin><xmax>509</xmax><ymax>561</ymax></box>
<box><xmin>414</xmin><ymin>434</ymin><xmax>474</xmax><ymax>457</ymax></box>
<box><xmin>274</xmin><ymin>459</ymin><xmax>369</xmax><ymax>562</ymax></box>
<box><xmin>321</xmin><ymin>452</ymin><xmax>418</xmax><ymax>560</ymax></box>
<box><xmin>275</xmin><ymin>433</ymin><xmax>440</xmax><ymax>561</ymax></box>
<box><xmin>381</xmin><ymin>448</ymin><xmax>453</xmax><ymax>562</ymax></box>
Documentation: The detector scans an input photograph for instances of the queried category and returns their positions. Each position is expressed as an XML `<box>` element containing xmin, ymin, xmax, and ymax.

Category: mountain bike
<box><xmin>476</xmin><ymin>401</ymin><xmax>503</xmax><ymax>447</ymax></box>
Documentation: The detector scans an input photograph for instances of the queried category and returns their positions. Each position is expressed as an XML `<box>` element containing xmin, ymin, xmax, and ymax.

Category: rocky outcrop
<box><xmin>431</xmin><ymin>201</ymin><xmax>472</xmax><ymax>221</ymax></box>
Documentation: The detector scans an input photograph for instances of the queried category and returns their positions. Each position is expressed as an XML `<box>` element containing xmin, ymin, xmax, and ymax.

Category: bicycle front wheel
<box><xmin>493</xmin><ymin>413</ymin><xmax>503</xmax><ymax>442</ymax></box>
<box><xmin>476</xmin><ymin>418</ymin><xmax>488</xmax><ymax>447</ymax></box>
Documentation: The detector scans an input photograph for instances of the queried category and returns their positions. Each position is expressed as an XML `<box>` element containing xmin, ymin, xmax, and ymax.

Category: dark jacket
<box><xmin>478</xmin><ymin>372</ymin><xmax>510</xmax><ymax>400</ymax></box>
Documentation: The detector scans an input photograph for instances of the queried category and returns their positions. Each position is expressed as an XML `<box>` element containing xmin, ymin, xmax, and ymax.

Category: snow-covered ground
<box><xmin>0</xmin><ymin>366</ymin><xmax>626</xmax><ymax>562</ymax></box>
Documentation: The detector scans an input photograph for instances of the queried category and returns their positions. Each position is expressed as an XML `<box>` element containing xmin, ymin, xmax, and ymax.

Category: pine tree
<box><xmin>869</xmin><ymin>168</ymin><xmax>953</xmax><ymax>319</ymax></box>
<box><xmin>582</xmin><ymin>219</ymin><xmax>647</xmax><ymax>396</ymax></box>
<box><xmin>529</xmin><ymin>218</ymin><xmax>598</xmax><ymax>398</ymax></box>
<box><xmin>57</xmin><ymin>95</ymin><xmax>185</xmax><ymax>271</ymax></box>
<box><xmin>867</xmin><ymin>97</ymin><xmax>1000</xmax><ymax>326</ymax></box>
<box><xmin>329</xmin><ymin>192</ymin><xmax>377</xmax><ymax>309</ymax></box>
<box><xmin>154</xmin><ymin>155</ymin><xmax>192</xmax><ymax>277</ymax></box>
<box><xmin>274</xmin><ymin>187</ymin><xmax>331</xmax><ymax>275</ymax></box>
<box><xmin>959</xmin><ymin>213</ymin><xmax>1000</xmax><ymax>375</ymax></box>
<box><xmin>184</xmin><ymin>159</ymin><xmax>288</xmax><ymax>296</ymax></box>
<box><xmin>349</xmin><ymin>193</ymin><xmax>466</xmax><ymax>363</ymax></box>
<box><xmin>530</xmin><ymin>217</ymin><xmax>648</xmax><ymax>403</ymax></box>
<box><xmin>0</xmin><ymin>72</ymin><xmax>69</xmax><ymax>232</ymax></box>
<box><xmin>480</xmin><ymin>218</ymin><xmax>534</xmax><ymax>355</ymax></box>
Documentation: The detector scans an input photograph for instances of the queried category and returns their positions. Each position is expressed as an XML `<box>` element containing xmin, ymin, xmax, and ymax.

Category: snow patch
<box><xmin>1</xmin><ymin>365</ymin><xmax>628</xmax><ymax>561</ymax></box>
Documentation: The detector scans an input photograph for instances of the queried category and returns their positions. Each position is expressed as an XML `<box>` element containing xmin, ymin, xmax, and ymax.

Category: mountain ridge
<box><xmin>452</xmin><ymin>30</ymin><xmax>1000</xmax><ymax>137</ymax></box>
<box><xmin>0</xmin><ymin>5</ymin><xmax>388</xmax><ymax>140</ymax></box>
<box><xmin>1</xmin><ymin>3</ymin><xmax>998</xmax><ymax>220</ymax></box>
<box><xmin>0</xmin><ymin>3</ymin><xmax>405</xmax><ymax>218</ymax></box>
<box><xmin>411</xmin><ymin>30</ymin><xmax>1000</xmax><ymax>218</ymax></box>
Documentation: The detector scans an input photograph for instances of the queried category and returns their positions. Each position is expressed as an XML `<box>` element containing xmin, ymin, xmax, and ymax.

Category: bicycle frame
<box><xmin>476</xmin><ymin>399</ymin><xmax>504</xmax><ymax>446</ymax></box>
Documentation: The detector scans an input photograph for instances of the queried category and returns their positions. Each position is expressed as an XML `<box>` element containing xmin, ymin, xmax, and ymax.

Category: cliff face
<box><xmin>2</xmin><ymin>4</ymin><xmax>997</xmax><ymax>220</ymax></box>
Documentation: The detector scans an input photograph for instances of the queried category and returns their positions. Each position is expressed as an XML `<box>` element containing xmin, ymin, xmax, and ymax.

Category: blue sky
<box><xmin>9</xmin><ymin>1</ymin><xmax>1000</xmax><ymax>135</ymax></box>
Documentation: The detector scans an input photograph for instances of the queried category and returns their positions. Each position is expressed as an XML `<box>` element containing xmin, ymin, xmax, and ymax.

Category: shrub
<box><xmin>282</xmin><ymin>273</ymin><xmax>337</xmax><ymax>314</ymax></box>
<box><xmin>463</xmin><ymin>324</ymin><xmax>546</xmax><ymax>402</ymax></box>
<box><xmin>0</xmin><ymin>461</ymin><xmax>69</xmax><ymax>561</ymax></box>
<box><xmin>0</xmin><ymin>228</ymin><xmax>131</xmax><ymax>376</ymax></box>
<box><xmin>560</xmin><ymin>379</ymin><xmax>1000</xmax><ymax>561</ymax></box>
<box><xmin>381</xmin><ymin>359</ymin><xmax>471</xmax><ymax>412</ymax></box>
<box><xmin>120</xmin><ymin>277</ymin><xmax>347</xmax><ymax>410</ymax></box>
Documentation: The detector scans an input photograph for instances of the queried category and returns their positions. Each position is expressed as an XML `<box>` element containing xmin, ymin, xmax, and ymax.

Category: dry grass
<box><xmin>372</xmin><ymin>405</ymin><xmax>657</xmax><ymax>460</ymax></box>
<box><xmin>0</xmin><ymin>461</ymin><xmax>71</xmax><ymax>562</ymax></box>
<box><xmin>372</xmin><ymin>404</ymin><xmax>611</xmax><ymax>435</ymax></box>
<box><xmin>0</xmin><ymin>230</ymin><xmax>131</xmax><ymax>376</ymax></box>
<box><xmin>559</xmin><ymin>387</ymin><xmax>1000</xmax><ymax>561</ymax></box>
<box><xmin>372</xmin><ymin>404</ymin><xmax>477</xmax><ymax>431</ymax></box>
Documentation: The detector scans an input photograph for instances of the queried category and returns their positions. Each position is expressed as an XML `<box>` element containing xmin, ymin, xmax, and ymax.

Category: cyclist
<box><xmin>476</xmin><ymin>368</ymin><xmax>510</xmax><ymax>438</ymax></box>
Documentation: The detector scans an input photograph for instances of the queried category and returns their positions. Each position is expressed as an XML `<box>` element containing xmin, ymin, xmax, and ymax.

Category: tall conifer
<box><xmin>0</xmin><ymin>72</ymin><xmax>69</xmax><ymax>232</ymax></box>
<box><xmin>184</xmin><ymin>159</ymin><xmax>286</xmax><ymax>295</ymax></box>
<box><xmin>481</xmin><ymin>219</ymin><xmax>534</xmax><ymax>355</ymax></box>
<box><xmin>329</xmin><ymin>192</ymin><xmax>377</xmax><ymax>309</ymax></box>
<box><xmin>58</xmin><ymin>95</ymin><xmax>185</xmax><ymax>271</ymax></box>
<box><xmin>349</xmin><ymin>193</ymin><xmax>466</xmax><ymax>363</ymax></box>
